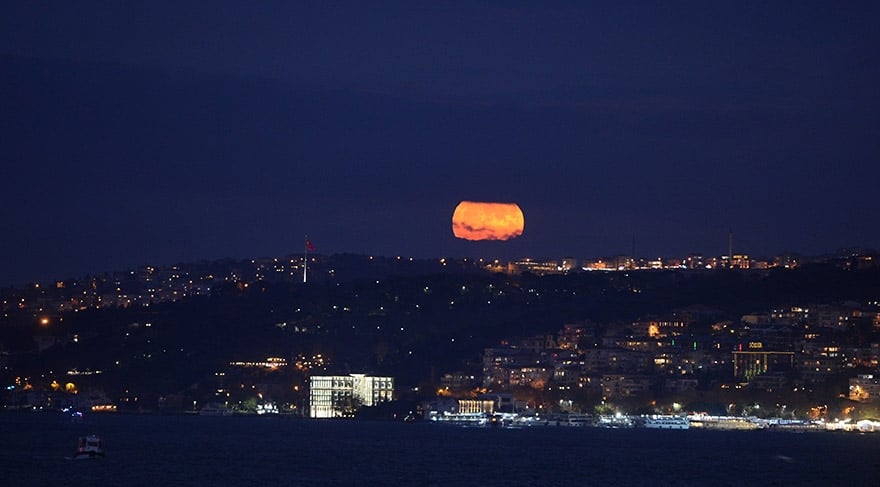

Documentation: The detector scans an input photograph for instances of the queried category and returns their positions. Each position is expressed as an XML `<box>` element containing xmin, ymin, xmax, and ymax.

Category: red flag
<box><xmin>305</xmin><ymin>239</ymin><xmax>315</xmax><ymax>252</ymax></box>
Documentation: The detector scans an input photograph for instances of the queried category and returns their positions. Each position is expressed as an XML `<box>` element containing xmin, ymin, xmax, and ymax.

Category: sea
<box><xmin>2</xmin><ymin>412</ymin><xmax>879</xmax><ymax>486</ymax></box>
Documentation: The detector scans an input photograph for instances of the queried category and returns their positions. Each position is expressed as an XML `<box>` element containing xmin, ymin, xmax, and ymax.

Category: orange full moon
<box><xmin>452</xmin><ymin>201</ymin><xmax>525</xmax><ymax>241</ymax></box>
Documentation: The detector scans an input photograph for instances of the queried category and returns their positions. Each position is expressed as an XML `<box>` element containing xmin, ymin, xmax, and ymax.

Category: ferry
<box><xmin>643</xmin><ymin>415</ymin><xmax>690</xmax><ymax>430</ymax></box>
<box><xmin>72</xmin><ymin>435</ymin><xmax>104</xmax><ymax>460</ymax></box>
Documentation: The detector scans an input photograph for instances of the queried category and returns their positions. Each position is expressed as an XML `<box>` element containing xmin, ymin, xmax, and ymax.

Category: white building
<box><xmin>309</xmin><ymin>374</ymin><xmax>394</xmax><ymax>418</ymax></box>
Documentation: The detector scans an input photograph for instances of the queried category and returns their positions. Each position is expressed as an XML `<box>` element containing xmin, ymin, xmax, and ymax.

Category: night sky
<box><xmin>2</xmin><ymin>2</ymin><xmax>878</xmax><ymax>286</ymax></box>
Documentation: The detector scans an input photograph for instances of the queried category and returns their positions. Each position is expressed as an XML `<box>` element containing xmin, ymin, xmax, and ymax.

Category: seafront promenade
<box><xmin>427</xmin><ymin>410</ymin><xmax>880</xmax><ymax>433</ymax></box>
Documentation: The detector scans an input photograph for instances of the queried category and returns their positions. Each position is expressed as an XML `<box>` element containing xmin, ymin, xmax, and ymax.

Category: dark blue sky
<box><xmin>2</xmin><ymin>2</ymin><xmax>878</xmax><ymax>286</ymax></box>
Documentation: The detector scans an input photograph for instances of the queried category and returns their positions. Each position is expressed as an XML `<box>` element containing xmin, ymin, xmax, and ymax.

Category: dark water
<box><xmin>2</xmin><ymin>413</ymin><xmax>879</xmax><ymax>486</ymax></box>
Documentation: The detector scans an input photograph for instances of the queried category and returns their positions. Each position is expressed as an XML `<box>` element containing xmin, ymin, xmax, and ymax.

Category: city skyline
<box><xmin>2</xmin><ymin>2</ymin><xmax>879</xmax><ymax>287</ymax></box>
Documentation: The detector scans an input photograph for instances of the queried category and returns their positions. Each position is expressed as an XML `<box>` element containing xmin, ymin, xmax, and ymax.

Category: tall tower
<box><xmin>631</xmin><ymin>235</ymin><xmax>636</xmax><ymax>267</ymax></box>
<box><xmin>728</xmin><ymin>229</ymin><xmax>733</xmax><ymax>268</ymax></box>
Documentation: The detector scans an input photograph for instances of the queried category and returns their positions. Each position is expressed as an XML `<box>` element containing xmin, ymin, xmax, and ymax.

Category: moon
<box><xmin>451</xmin><ymin>201</ymin><xmax>524</xmax><ymax>241</ymax></box>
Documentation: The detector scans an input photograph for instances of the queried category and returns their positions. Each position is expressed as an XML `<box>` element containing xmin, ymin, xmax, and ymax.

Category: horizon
<box><xmin>4</xmin><ymin>242</ymin><xmax>876</xmax><ymax>290</ymax></box>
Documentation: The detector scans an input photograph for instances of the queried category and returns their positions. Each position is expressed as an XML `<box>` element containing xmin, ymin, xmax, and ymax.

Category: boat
<box><xmin>72</xmin><ymin>435</ymin><xmax>104</xmax><ymax>460</ymax></box>
<box><xmin>643</xmin><ymin>415</ymin><xmax>690</xmax><ymax>430</ymax></box>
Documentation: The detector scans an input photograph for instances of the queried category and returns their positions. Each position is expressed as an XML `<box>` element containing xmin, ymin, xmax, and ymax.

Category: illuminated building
<box><xmin>798</xmin><ymin>355</ymin><xmax>842</xmax><ymax>383</ymax></box>
<box><xmin>559</xmin><ymin>258</ymin><xmax>578</xmax><ymax>271</ymax></box>
<box><xmin>685</xmin><ymin>254</ymin><xmax>705</xmax><ymax>269</ymax></box>
<box><xmin>506</xmin><ymin>259</ymin><xmax>561</xmax><ymax>275</ymax></box>
<box><xmin>730</xmin><ymin>254</ymin><xmax>750</xmax><ymax>269</ymax></box>
<box><xmin>309</xmin><ymin>374</ymin><xmax>394</xmax><ymax>418</ymax></box>
<box><xmin>583</xmin><ymin>258</ymin><xmax>610</xmax><ymax>270</ymax></box>
<box><xmin>732</xmin><ymin>349</ymin><xmax>794</xmax><ymax>381</ymax></box>
<box><xmin>439</xmin><ymin>373</ymin><xmax>478</xmax><ymax>391</ymax></box>
<box><xmin>482</xmin><ymin>346</ymin><xmax>532</xmax><ymax>388</ymax></box>
<box><xmin>631</xmin><ymin>320</ymin><xmax>689</xmax><ymax>338</ymax></box>
<box><xmin>601</xmin><ymin>374</ymin><xmax>649</xmax><ymax>398</ymax></box>
<box><xmin>557</xmin><ymin>323</ymin><xmax>591</xmax><ymax>350</ymax></box>
<box><xmin>614</xmin><ymin>255</ymin><xmax>635</xmax><ymax>270</ymax></box>
<box><xmin>457</xmin><ymin>399</ymin><xmax>495</xmax><ymax>414</ymax></box>
<box><xmin>849</xmin><ymin>374</ymin><xmax>880</xmax><ymax>402</ymax></box>
<box><xmin>773</xmin><ymin>253</ymin><xmax>800</xmax><ymax>269</ymax></box>
<box><xmin>508</xmin><ymin>367</ymin><xmax>551</xmax><ymax>388</ymax></box>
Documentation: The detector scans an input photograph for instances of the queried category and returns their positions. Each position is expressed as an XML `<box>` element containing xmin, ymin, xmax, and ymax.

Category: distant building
<box><xmin>439</xmin><ymin>373</ymin><xmax>478</xmax><ymax>392</ymax></box>
<box><xmin>631</xmin><ymin>320</ymin><xmax>689</xmax><ymax>338</ymax></box>
<box><xmin>508</xmin><ymin>367</ymin><xmax>551</xmax><ymax>389</ymax></box>
<box><xmin>458</xmin><ymin>399</ymin><xmax>495</xmax><ymax>414</ymax></box>
<box><xmin>773</xmin><ymin>254</ymin><xmax>800</xmax><ymax>269</ymax></box>
<box><xmin>557</xmin><ymin>322</ymin><xmax>592</xmax><ymax>350</ymax></box>
<box><xmin>520</xmin><ymin>334</ymin><xmax>557</xmax><ymax>353</ymax></box>
<box><xmin>615</xmin><ymin>255</ymin><xmax>635</xmax><ymax>270</ymax></box>
<box><xmin>798</xmin><ymin>355</ymin><xmax>841</xmax><ymax>383</ymax></box>
<box><xmin>506</xmin><ymin>259</ymin><xmax>561</xmax><ymax>275</ymax></box>
<box><xmin>601</xmin><ymin>374</ymin><xmax>650</xmax><ymax>398</ymax></box>
<box><xmin>849</xmin><ymin>374</ymin><xmax>880</xmax><ymax>402</ymax></box>
<box><xmin>730</xmin><ymin>254</ymin><xmax>750</xmax><ymax>269</ymax></box>
<box><xmin>309</xmin><ymin>374</ymin><xmax>394</xmax><ymax>418</ymax></box>
<box><xmin>685</xmin><ymin>254</ymin><xmax>705</xmax><ymax>269</ymax></box>
<box><xmin>732</xmin><ymin>350</ymin><xmax>794</xmax><ymax>381</ymax></box>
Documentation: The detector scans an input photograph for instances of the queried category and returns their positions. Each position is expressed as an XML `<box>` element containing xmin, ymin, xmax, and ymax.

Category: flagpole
<box><xmin>303</xmin><ymin>235</ymin><xmax>308</xmax><ymax>284</ymax></box>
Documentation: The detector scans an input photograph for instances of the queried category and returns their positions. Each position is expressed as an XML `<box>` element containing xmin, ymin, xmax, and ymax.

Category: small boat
<box><xmin>72</xmin><ymin>435</ymin><xmax>104</xmax><ymax>460</ymax></box>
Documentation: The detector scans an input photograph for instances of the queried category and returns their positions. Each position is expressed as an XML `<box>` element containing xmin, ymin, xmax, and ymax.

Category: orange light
<box><xmin>452</xmin><ymin>201</ymin><xmax>524</xmax><ymax>241</ymax></box>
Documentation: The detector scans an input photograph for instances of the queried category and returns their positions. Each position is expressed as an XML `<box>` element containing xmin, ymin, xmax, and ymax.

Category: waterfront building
<box><xmin>458</xmin><ymin>399</ymin><xmax>495</xmax><ymax>414</ymax></box>
<box><xmin>309</xmin><ymin>374</ymin><xmax>394</xmax><ymax>418</ymax></box>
